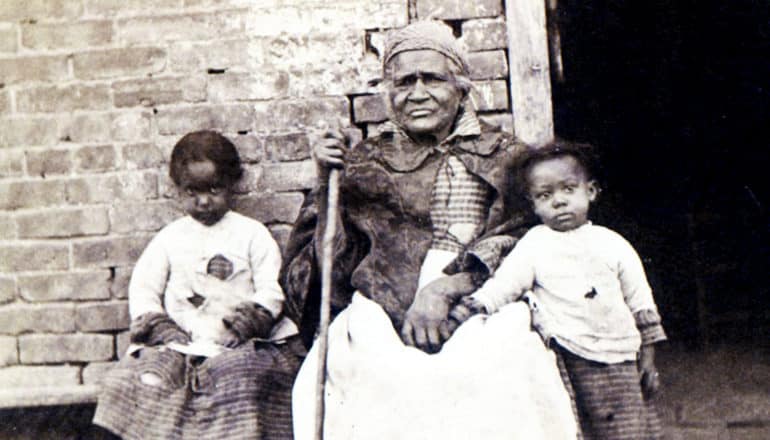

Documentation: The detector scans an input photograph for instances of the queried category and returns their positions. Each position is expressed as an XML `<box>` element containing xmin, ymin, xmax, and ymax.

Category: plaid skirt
<box><xmin>554</xmin><ymin>345</ymin><xmax>663</xmax><ymax>440</ymax></box>
<box><xmin>93</xmin><ymin>337</ymin><xmax>304</xmax><ymax>440</ymax></box>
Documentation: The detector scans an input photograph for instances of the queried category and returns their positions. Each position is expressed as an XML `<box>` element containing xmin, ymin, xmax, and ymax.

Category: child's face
<box><xmin>527</xmin><ymin>155</ymin><xmax>597</xmax><ymax>232</ymax></box>
<box><xmin>178</xmin><ymin>160</ymin><xmax>231</xmax><ymax>226</ymax></box>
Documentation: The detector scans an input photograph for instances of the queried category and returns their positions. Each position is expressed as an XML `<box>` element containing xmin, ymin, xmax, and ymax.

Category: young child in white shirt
<box><xmin>451</xmin><ymin>141</ymin><xmax>666</xmax><ymax>439</ymax></box>
<box><xmin>128</xmin><ymin>130</ymin><xmax>294</xmax><ymax>357</ymax></box>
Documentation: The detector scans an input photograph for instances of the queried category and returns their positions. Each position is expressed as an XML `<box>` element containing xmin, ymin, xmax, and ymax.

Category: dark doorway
<box><xmin>550</xmin><ymin>0</ymin><xmax>770</xmax><ymax>347</ymax></box>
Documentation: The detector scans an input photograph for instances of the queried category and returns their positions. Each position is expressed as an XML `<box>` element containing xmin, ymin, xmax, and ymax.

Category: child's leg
<box><xmin>557</xmin><ymin>346</ymin><xmax>651</xmax><ymax>440</ymax></box>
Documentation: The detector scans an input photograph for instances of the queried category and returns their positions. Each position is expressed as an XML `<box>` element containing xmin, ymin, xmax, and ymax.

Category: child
<box><xmin>452</xmin><ymin>141</ymin><xmax>666</xmax><ymax>440</ymax></box>
<box><xmin>93</xmin><ymin>130</ymin><xmax>300</xmax><ymax>440</ymax></box>
<box><xmin>127</xmin><ymin>129</ymin><xmax>293</xmax><ymax>357</ymax></box>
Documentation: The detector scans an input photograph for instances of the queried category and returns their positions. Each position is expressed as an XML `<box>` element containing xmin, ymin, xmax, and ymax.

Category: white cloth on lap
<box><xmin>293</xmin><ymin>293</ymin><xmax>577</xmax><ymax>440</ymax></box>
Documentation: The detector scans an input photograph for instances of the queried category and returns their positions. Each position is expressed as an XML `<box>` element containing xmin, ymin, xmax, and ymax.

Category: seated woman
<box><xmin>282</xmin><ymin>21</ymin><xmax>577</xmax><ymax>440</ymax></box>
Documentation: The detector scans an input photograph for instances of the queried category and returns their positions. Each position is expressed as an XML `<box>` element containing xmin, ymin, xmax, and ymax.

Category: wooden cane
<box><xmin>314</xmin><ymin>168</ymin><xmax>340</xmax><ymax>440</ymax></box>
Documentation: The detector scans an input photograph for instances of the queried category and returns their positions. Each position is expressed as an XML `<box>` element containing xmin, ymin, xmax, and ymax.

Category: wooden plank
<box><xmin>505</xmin><ymin>0</ymin><xmax>554</xmax><ymax>146</ymax></box>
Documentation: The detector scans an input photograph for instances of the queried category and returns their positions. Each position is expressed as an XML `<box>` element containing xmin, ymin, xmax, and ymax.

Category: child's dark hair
<box><xmin>169</xmin><ymin>130</ymin><xmax>243</xmax><ymax>186</ymax></box>
<box><xmin>514</xmin><ymin>139</ymin><xmax>601</xmax><ymax>197</ymax></box>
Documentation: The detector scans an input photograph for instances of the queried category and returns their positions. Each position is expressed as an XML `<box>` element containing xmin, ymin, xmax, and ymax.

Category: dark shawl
<box><xmin>280</xmin><ymin>122</ymin><xmax>537</xmax><ymax>346</ymax></box>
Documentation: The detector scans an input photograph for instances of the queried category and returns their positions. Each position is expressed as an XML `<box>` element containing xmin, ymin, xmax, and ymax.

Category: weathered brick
<box><xmin>232</xmin><ymin>165</ymin><xmax>261</xmax><ymax>194</ymax></box>
<box><xmin>117</xmin><ymin>10</ymin><xmax>246</xmax><ymax>44</ymax></box>
<box><xmin>252</xmin><ymin>97</ymin><xmax>349</xmax><ymax>133</ymax></box>
<box><xmin>0</xmin><ymin>25</ymin><xmax>16</xmax><ymax>53</ymax></box>
<box><xmin>159</xmin><ymin>172</ymin><xmax>178</xmax><ymax>198</ymax></box>
<box><xmin>0</xmin><ymin>90</ymin><xmax>9</xmax><ymax>114</ymax></box>
<box><xmin>66</xmin><ymin>171</ymin><xmax>158</xmax><ymax>204</ymax></box>
<box><xmin>116</xmin><ymin>330</ymin><xmax>130</xmax><ymax>358</ymax></box>
<box><xmin>233</xmin><ymin>134</ymin><xmax>263</xmax><ymax>163</ymax></box>
<box><xmin>121</xmin><ymin>143</ymin><xmax>164</xmax><ymax>170</ymax></box>
<box><xmin>0</xmin><ymin>117</ymin><xmax>59</xmax><ymax>148</ymax></box>
<box><xmin>110</xmin><ymin>266</ymin><xmax>132</xmax><ymax>299</ymax></box>
<box><xmin>21</xmin><ymin>20</ymin><xmax>112</xmax><ymax>51</ymax></box>
<box><xmin>76</xmin><ymin>301</ymin><xmax>130</xmax><ymax>332</ymax></box>
<box><xmin>258</xmin><ymin>161</ymin><xmax>316</xmax><ymax>191</ymax></box>
<box><xmin>156</xmin><ymin>104</ymin><xmax>255</xmax><ymax>136</ymax></box>
<box><xmin>73</xmin><ymin>47</ymin><xmax>166</xmax><ymax>80</ymax></box>
<box><xmin>18</xmin><ymin>271</ymin><xmax>111</xmax><ymax>302</ymax></box>
<box><xmin>462</xmin><ymin>18</ymin><xmax>508</xmax><ymax>51</ymax></box>
<box><xmin>0</xmin><ymin>277</ymin><xmax>15</xmax><ymax>304</ymax></box>
<box><xmin>112</xmin><ymin>111</ymin><xmax>152</xmax><ymax>142</ymax></box>
<box><xmin>247</xmin><ymin>1</ymin><xmax>406</xmax><ymax>35</ymax></box>
<box><xmin>263</xmin><ymin>133</ymin><xmax>310</xmax><ymax>161</ymax></box>
<box><xmin>16</xmin><ymin>207</ymin><xmax>110</xmax><ymax>238</ymax></box>
<box><xmin>84</xmin><ymin>0</ymin><xmax>181</xmax><ymax>16</ymax></box>
<box><xmin>479</xmin><ymin>113</ymin><xmax>514</xmax><ymax>134</ymax></box>
<box><xmin>0</xmin><ymin>365</ymin><xmax>80</xmax><ymax>388</ymax></box>
<box><xmin>416</xmin><ymin>0</ymin><xmax>503</xmax><ymax>20</ymax></box>
<box><xmin>25</xmin><ymin>148</ymin><xmax>72</xmax><ymax>177</ymax></box>
<box><xmin>0</xmin><ymin>216</ymin><xmax>16</xmax><ymax>240</ymax></box>
<box><xmin>268</xmin><ymin>224</ymin><xmax>292</xmax><ymax>253</ymax></box>
<box><xmin>0</xmin><ymin>180</ymin><xmax>67</xmax><ymax>209</ymax></box>
<box><xmin>0</xmin><ymin>148</ymin><xmax>24</xmax><ymax>177</ymax></box>
<box><xmin>0</xmin><ymin>0</ymin><xmax>83</xmax><ymax>21</ymax></box>
<box><xmin>0</xmin><ymin>335</ymin><xmax>17</xmax><ymax>367</ymax></box>
<box><xmin>19</xmin><ymin>334</ymin><xmax>114</xmax><ymax>363</ymax></box>
<box><xmin>113</xmin><ymin>76</ymin><xmax>206</xmax><ymax>108</ymax></box>
<box><xmin>72</xmin><ymin>235</ymin><xmax>152</xmax><ymax>268</ymax></box>
<box><xmin>235</xmin><ymin>192</ymin><xmax>304</xmax><ymax>224</ymax></box>
<box><xmin>0</xmin><ymin>55</ymin><xmax>69</xmax><ymax>85</ymax></box>
<box><xmin>471</xmin><ymin>80</ymin><xmax>509</xmax><ymax>111</ymax></box>
<box><xmin>209</xmin><ymin>71</ymin><xmax>290</xmax><ymax>102</ymax></box>
<box><xmin>168</xmin><ymin>39</ymin><xmax>253</xmax><ymax>73</ymax></box>
<box><xmin>0</xmin><ymin>243</ymin><xmax>69</xmax><ymax>272</ymax></box>
<box><xmin>59</xmin><ymin>113</ymin><xmax>111</xmax><ymax>144</ymax></box>
<box><xmin>110</xmin><ymin>200</ymin><xmax>180</xmax><ymax>233</ymax></box>
<box><xmin>353</xmin><ymin>94</ymin><xmax>387</xmax><ymax>123</ymax></box>
<box><xmin>467</xmin><ymin>50</ymin><xmax>509</xmax><ymax>80</ymax></box>
<box><xmin>82</xmin><ymin>361</ymin><xmax>117</xmax><ymax>385</ymax></box>
<box><xmin>16</xmin><ymin>84</ymin><xmax>111</xmax><ymax>113</ymax></box>
<box><xmin>0</xmin><ymin>303</ymin><xmax>75</xmax><ymax>335</ymax></box>
<box><xmin>74</xmin><ymin>145</ymin><xmax>117</xmax><ymax>172</ymax></box>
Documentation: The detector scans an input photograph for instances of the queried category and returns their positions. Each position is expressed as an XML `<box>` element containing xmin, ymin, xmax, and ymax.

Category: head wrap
<box><xmin>381</xmin><ymin>20</ymin><xmax>470</xmax><ymax>76</ymax></box>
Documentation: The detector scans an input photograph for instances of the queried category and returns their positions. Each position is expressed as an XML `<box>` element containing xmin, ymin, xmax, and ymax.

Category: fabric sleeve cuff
<box><xmin>465</xmin><ymin>235</ymin><xmax>518</xmax><ymax>274</ymax></box>
<box><xmin>634</xmin><ymin>309</ymin><xmax>668</xmax><ymax>345</ymax></box>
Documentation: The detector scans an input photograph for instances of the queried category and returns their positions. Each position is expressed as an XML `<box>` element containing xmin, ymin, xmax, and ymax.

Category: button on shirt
<box><xmin>471</xmin><ymin>223</ymin><xmax>662</xmax><ymax>364</ymax></box>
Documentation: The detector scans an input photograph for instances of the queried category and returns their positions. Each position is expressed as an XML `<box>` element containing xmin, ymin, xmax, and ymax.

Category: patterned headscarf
<box><xmin>381</xmin><ymin>20</ymin><xmax>470</xmax><ymax>76</ymax></box>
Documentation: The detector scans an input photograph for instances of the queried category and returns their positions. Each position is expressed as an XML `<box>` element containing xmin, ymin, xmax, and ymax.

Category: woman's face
<box><xmin>387</xmin><ymin>50</ymin><xmax>465</xmax><ymax>142</ymax></box>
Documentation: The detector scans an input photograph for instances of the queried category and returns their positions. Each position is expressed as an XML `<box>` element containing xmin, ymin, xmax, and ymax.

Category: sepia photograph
<box><xmin>0</xmin><ymin>0</ymin><xmax>767</xmax><ymax>439</ymax></box>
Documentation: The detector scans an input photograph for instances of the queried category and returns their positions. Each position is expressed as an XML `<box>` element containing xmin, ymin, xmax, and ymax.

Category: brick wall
<box><xmin>0</xmin><ymin>0</ymin><xmax>514</xmax><ymax>389</ymax></box>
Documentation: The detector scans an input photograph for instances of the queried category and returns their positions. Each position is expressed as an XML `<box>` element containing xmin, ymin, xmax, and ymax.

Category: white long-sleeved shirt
<box><xmin>128</xmin><ymin>211</ymin><xmax>297</xmax><ymax>345</ymax></box>
<box><xmin>471</xmin><ymin>223</ymin><xmax>661</xmax><ymax>363</ymax></box>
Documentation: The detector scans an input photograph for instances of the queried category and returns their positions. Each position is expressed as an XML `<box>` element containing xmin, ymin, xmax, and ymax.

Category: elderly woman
<box><xmin>283</xmin><ymin>21</ymin><xmax>577</xmax><ymax>439</ymax></box>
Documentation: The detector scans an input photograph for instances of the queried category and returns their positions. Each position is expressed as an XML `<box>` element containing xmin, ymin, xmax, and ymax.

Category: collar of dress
<box><xmin>377</xmin><ymin>106</ymin><xmax>501</xmax><ymax>172</ymax></box>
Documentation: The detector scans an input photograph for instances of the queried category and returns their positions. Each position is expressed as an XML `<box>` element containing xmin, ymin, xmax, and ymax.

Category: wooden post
<box><xmin>505</xmin><ymin>0</ymin><xmax>555</xmax><ymax>147</ymax></box>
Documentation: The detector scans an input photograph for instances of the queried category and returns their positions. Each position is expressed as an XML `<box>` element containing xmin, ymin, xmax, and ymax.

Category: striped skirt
<box><xmin>93</xmin><ymin>338</ymin><xmax>304</xmax><ymax>440</ymax></box>
<box><xmin>554</xmin><ymin>345</ymin><xmax>663</xmax><ymax>440</ymax></box>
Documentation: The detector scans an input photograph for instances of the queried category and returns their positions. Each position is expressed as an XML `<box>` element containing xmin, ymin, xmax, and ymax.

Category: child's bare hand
<box><xmin>221</xmin><ymin>330</ymin><xmax>242</xmax><ymax>349</ymax></box>
<box><xmin>638</xmin><ymin>344</ymin><xmax>660</xmax><ymax>398</ymax></box>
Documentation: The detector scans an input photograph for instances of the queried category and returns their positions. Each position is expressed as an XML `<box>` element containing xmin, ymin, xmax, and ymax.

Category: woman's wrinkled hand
<box><xmin>312</xmin><ymin>128</ymin><xmax>348</xmax><ymax>180</ymax></box>
<box><xmin>400</xmin><ymin>273</ymin><xmax>477</xmax><ymax>353</ymax></box>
